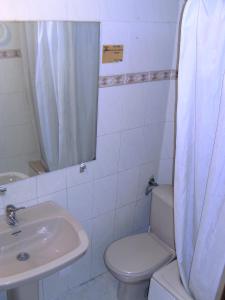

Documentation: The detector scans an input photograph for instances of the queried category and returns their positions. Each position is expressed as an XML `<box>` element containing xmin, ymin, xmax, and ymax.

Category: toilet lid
<box><xmin>104</xmin><ymin>233</ymin><xmax>175</xmax><ymax>283</ymax></box>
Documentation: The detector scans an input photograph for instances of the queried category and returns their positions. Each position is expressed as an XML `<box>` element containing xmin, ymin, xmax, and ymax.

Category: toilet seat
<box><xmin>104</xmin><ymin>233</ymin><xmax>175</xmax><ymax>283</ymax></box>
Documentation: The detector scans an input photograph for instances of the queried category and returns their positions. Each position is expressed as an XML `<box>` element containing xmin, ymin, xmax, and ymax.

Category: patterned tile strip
<box><xmin>99</xmin><ymin>70</ymin><xmax>178</xmax><ymax>88</ymax></box>
<box><xmin>0</xmin><ymin>49</ymin><xmax>21</xmax><ymax>59</ymax></box>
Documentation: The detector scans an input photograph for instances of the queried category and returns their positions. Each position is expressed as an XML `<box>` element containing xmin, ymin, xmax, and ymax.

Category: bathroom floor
<box><xmin>61</xmin><ymin>272</ymin><xmax>118</xmax><ymax>300</ymax></box>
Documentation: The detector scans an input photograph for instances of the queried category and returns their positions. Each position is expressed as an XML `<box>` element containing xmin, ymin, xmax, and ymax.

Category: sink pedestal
<box><xmin>7</xmin><ymin>282</ymin><xmax>39</xmax><ymax>300</ymax></box>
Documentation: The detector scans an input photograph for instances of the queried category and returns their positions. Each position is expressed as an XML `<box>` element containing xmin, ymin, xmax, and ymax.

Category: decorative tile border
<box><xmin>0</xmin><ymin>49</ymin><xmax>21</xmax><ymax>59</ymax></box>
<box><xmin>99</xmin><ymin>70</ymin><xmax>178</xmax><ymax>88</ymax></box>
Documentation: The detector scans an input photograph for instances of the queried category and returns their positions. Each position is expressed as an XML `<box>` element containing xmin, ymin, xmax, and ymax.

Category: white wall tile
<box><xmin>134</xmin><ymin>198</ymin><xmax>151</xmax><ymax>231</ymax></box>
<box><xmin>126</xmin><ymin>23</ymin><xmax>152</xmax><ymax>73</ymax></box>
<box><xmin>90</xmin><ymin>243</ymin><xmax>108</xmax><ymax>277</ymax></box>
<box><xmin>94</xmin><ymin>133</ymin><xmax>120</xmax><ymax>179</ymax></box>
<box><xmin>0</xmin><ymin>0</ymin><xmax>31</xmax><ymax>20</ymax></box>
<box><xmin>137</xmin><ymin>0</ymin><xmax>180</xmax><ymax>23</ymax></box>
<box><xmin>97</xmin><ymin>87</ymin><xmax>123</xmax><ymax>136</ymax></box>
<box><xmin>65</xmin><ymin>287</ymin><xmax>83</xmax><ymax>300</ymax></box>
<box><xmin>67</xmin><ymin>249</ymin><xmax>91</xmax><ymax>289</ymax></box>
<box><xmin>0</xmin><ymin>59</ymin><xmax>25</xmax><ymax>94</ymax></box>
<box><xmin>120</xmin><ymin>84</ymin><xmax>148</xmax><ymax>130</ymax></box>
<box><xmin>117</xmin><ymin>167</ymin><xmax>139</xmax><ymax>208</ymax></box>
<box><xmin>145</xmin><ymin>81</ymin><xmax>171</xmax><ymax>124</ymax></box>
<box><xmin>92</xmin><ymin>211</ymin><xmax>115</xmax><ymax>250</ymax></box>
<box><xmin>43</xmin><ymin>271</ymin><xmax>68</xmax><ymax>300</ymax></box>
<box><xmin>0</xmin><ymin>92</ymin><xmax>31</xmax><ymax>127</ymax></box>
<box><xmin>129</xmin><ymin>23</ymin><xmax>177</xmax><ymax>72</ymax></box>
<box><xmin>99</xmin><ymin>1</ymin><xmax>137</xmax><ymax>23</ymax></box>
<box><xmin>39</xmin><ymin>281</ymin><xmax>44</xmax><ymax>300</ymax></box>
<box><xmin>93</xmin><ymin>175</ymin><xmax>117</xmax><ymax>217</ymax></box>
<box><xmin>0</xmin><ymin>177</ymin><xmax>36</xmax><ymax>205</ymax></box>
<box><xmin>68</xmin><ymin>182</ymin><xmax>93</xmax><ymax>222</ymax></box>
<box><xmin>0</xmin><ymin>0</ymin><xmax>181</xmax><ymax>22</ymax></box>
<box><xmin>67</xmin><ymin>0</ymin><xmax>100</xmax><ymax>21</ymax></box>
<box><xmin>0</xmin><ymin>202</ymin><xmax>3</xmax><ymax>212</ymax></box>
<box><xmin>91</xmin><ymin>211</ymin><xmax>115</xmax><ymax>276</ymax></box>
<box><xmin>79</xmin><ymin>219</ymin><xmax>93</xmax><ymax>240</ymax></box>
<box><xmin>25</xmin><ymin>0</ymin><xmax>68</xmax><ymax>20</ymax></box>
<box><xmin>0</xmin><ymin>292</ymin><xmax>5</xmax><ymax>300</ymax></box>
<box><xmin>143</xmin><ymin>122</ymin><xmax>165</xmax><ymax>163</ymax></box>
<box><xmin>160</xmin><ymin>122</ymin><xmax>175</xmax><ymax>159</ymax></box>
<box><xmin>66</xmin><ymin>161</ymin><xmax>94</xmax><ymax>188</ymax></box>
<box><xmin>38</xmin><ymin>189</ymin><xmax>68</xmax><ymax>209</ymax></box>
<box><xmin>165</xmin><ymin>81</ymin><xmax>177</xmax><ymax>122</ymax></box>
<box><xmin>157</xmin><ymin>159</ymin><xmax>174</xmax><ymax>185</ymax></box>
<box><xmin>37</xmin><ymin>170</ymin><xmax>66</xmax><ymax>197</ymax></box>
<box><xmin>119</xmin><ymin>127</ymin><xmax>147</xmax><ymax>171</ymax></box>
<box><xmin>114</xmin><ymin>202</ymin><xmax>136</xmax><ymax>240</ymax></box>
<box><xmin>18</xmin><ymin>198</ymin><xmax>38</xmax><ymax>208</ymax></box>
<box><xmin>0</xmin><ymin>124</ymin><xmax>38</xmax><ymax>158</ymax></box>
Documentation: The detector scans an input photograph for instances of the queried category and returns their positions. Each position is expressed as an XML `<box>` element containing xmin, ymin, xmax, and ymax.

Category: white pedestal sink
<box><xmin>0</xmin><ymin>202</ymin><xmax>89</xmax><ymax>300</ymax></box>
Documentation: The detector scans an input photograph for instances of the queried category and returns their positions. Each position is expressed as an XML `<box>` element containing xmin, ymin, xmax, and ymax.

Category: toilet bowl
<box><xmin>104</xmin><ymin>185</ymin><xmax>175</xmax><ymax>300</ymax></box>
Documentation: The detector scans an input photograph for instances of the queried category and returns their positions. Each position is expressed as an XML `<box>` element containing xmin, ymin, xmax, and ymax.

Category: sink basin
<box><xmin>0</xmin><ymin>201</ymin><xmax>89</xmax><ymax>290</ymax></box>
<box><xmin>0</xmin><ymin>172</ymin><xmax>29</xmax><ymax>185</ymax></box>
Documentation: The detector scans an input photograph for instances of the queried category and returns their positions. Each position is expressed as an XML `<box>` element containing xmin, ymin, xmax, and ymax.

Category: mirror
<box><xmin>0</xmin><ymin>21</ymin><xmax>100</xmax><ymax>185</ymax></box>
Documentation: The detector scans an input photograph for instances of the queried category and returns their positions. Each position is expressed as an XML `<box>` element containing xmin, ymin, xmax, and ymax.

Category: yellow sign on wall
<box><xmin>102</xmin><ymin>45</ymin><xmax>123</xmax><ymax>63</ymax></box>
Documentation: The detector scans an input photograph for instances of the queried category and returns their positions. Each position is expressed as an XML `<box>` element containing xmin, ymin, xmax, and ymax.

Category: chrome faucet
<box><xmin>6</xmin><ymin>204</ymin><xmax>26</xmax><ymax>226</ymax></box>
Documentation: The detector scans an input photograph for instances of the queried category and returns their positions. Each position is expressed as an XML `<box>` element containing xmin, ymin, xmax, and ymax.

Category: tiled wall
<box><xmin>0</xmin><ymin>22</ymin><xmax>41</xmax><ymax>176</ymax></box>
<box><xmin>0</xmin><ymin>0</ymin><xmax>182</xmax><ymax>299</ymax></box>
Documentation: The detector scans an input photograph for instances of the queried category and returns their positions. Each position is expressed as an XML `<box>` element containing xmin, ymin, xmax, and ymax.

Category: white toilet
<box><xmin>104</xmin><ymin>185</ymin><xmax>176</xmax><ymax>300</ymax></box>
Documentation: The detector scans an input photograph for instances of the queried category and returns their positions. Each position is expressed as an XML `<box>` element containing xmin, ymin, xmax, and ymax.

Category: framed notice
<box><xmin>102</xmin><ymin>45</ymin><xmax>123</xmax><ymax>63</ymax></box>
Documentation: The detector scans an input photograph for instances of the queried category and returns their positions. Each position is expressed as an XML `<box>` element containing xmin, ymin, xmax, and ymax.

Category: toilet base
<box><xmin>118</xmin><ymin>280</ymin><xmax>150</xmax><ymax>300</ymax></box>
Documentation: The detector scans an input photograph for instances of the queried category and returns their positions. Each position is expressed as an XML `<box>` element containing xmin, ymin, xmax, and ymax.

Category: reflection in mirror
<box><xmin>0</xmin><ymin>21</ymin><xmax>100</xmax><ymax>185</ymax></box>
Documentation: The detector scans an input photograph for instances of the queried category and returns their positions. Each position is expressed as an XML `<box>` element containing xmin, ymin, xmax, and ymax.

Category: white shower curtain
<box><xmin>21</xmin><ymin>21</ymin><xmax>99</xmax><ymax>171</ymax></box>
<box><xmin>175</xmin><ymin>1</ymin><xmax>225</xmax><ymax>300</ymax></box>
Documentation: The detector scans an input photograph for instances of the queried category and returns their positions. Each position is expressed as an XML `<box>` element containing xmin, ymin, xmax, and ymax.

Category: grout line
<box><xmin>97</xmin><ymin>120</ymin><xmax>175</xmax><ymax>138</ymax></box>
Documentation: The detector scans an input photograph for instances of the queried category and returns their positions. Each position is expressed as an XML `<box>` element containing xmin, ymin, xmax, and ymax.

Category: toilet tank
<box><xmin>150</xmin><ymin>185</ymin><xmax>175</xmax><ymax>250</ymax></box>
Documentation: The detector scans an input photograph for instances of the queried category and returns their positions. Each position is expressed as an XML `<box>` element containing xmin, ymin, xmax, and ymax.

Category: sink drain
<box><xmin>17</xmin><ymin>252</ymin><xmax>30</xmax><ymax>261</ymax></box>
